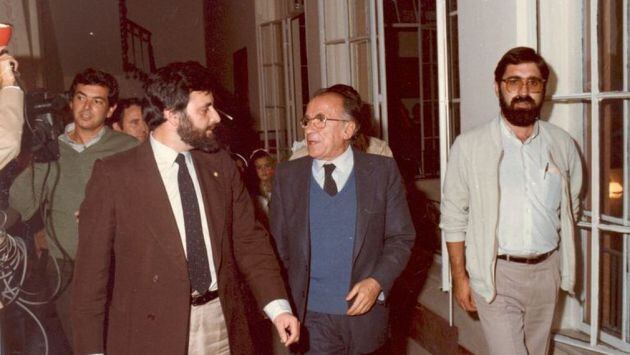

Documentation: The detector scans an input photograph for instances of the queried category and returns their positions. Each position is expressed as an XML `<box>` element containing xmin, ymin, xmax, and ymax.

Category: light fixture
<box><xmin>609</xmin><ymin>181</ymin><xmax>623</xmax><ymax>199</ymax></box>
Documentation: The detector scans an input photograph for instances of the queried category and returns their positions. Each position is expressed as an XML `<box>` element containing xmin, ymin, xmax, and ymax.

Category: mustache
<box><xmin>510</xmin><ymin>96</ymin><xmax>535</xmax><ymax>107</ymax></box>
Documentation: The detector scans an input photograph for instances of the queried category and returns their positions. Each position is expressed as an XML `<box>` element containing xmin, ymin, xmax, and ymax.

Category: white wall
<box><xmin>457</xmin><ymin>0</ymin><xmax>536</xmax><ymax>132</ymax></box>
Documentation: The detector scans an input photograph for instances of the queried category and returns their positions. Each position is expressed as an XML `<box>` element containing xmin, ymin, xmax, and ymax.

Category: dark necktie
<box><xmin>175</xmin><ymin>154</ymin><xmax>211</xmax><ymax>294</ymax></box>
<box><xmin>323</xmin><ymin>163</ymin><xmax>338</xmax><ymax>196</ymax></box>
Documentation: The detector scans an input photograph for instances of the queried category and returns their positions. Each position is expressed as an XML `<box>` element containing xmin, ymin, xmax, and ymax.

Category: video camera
<box><xmin>21</xmin><ymin>90</ymin><xmax>67</xmax><ymax>163</ymax></box>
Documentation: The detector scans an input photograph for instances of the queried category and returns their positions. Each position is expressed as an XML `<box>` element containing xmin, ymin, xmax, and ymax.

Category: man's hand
<box><xmin>272</xmin><ymin>312</ymin><xmax>300</xmax><ymax>347</ymax></box>
<box><xmin>452</xmin><ymin>274</ymin><xmax>476</xmax><ymax>312</ymax></box>
<box><xmin>0</xmin><ymin>52</ymin><xmax>17</xmax><ymax>88</ymax></box>
<box><xmin>345</xmin><ymin>277</ymin><xmax>381</xmax><ymax>316</ymax></box>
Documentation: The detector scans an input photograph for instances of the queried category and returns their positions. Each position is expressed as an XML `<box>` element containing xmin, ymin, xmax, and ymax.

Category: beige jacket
<box><xmin>0</xmin><ymin>87</ymin><xmax>23</xmax><ymax>170</ymax></box>
<box><xmin>440</xmin><ymin>116</ymin><xmax>582</xmax><ymax>302</ymax></box>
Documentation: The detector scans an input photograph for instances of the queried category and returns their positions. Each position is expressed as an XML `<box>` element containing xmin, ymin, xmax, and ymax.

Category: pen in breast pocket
<box><xmin>544</xmin><ymin>162</ymin><xmax>549</xmax><ymax>180</ymax></box>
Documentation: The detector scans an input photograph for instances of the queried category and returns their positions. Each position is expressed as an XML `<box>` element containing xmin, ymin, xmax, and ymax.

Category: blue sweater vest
<box><xmin>307</xmin><ymin>171</ymin><xmax>357</xmax><ymax>314</ymax></box>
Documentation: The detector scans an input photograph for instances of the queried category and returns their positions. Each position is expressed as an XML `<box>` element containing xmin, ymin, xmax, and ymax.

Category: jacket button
<box><xmin>147</xmin><ymin>314</ymin><xmax>156</xmax><ymax>321</ymax></box>
<box><xmin>153</xmin><ymin>275</ymin><xmax>159</xmax><ymax>283</ymax></box>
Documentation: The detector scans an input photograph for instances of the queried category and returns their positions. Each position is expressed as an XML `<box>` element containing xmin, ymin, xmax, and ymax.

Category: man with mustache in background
<box><xmin>72</xmin><ymin>61</ymin><xmax>298</xmax><ymax>355</ymax></box>
<box><xmin>440</xmin><ymin>47</ymin><xmax>582</xmax><ymax>355</ymax></box>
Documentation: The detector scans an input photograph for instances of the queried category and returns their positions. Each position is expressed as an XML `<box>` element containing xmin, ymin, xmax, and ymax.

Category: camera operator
<box><xmin>8</xmin><ymin>68</ymin><xmax>138</xmax><ymax>352</ymax></box>
<box><xmin>0</xmin><ymin>51</ymin><xmax>23</xmax><ymax>171</ymax></box>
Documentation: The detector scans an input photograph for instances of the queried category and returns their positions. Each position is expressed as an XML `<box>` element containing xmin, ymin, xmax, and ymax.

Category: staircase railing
<box><xmin>119</xmin><ymin>0</ymin><xmax>155</xmax><ymax>81</ymax></box>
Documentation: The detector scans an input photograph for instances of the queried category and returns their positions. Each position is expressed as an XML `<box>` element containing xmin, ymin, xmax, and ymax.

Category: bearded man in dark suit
<box><xmin>71</xmin><ymin>61</ymin><xmax>299</xmax><ymax>355</ymax></box>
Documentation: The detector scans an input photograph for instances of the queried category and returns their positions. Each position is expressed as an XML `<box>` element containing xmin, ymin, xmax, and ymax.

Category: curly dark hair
<box><xmin>143</xmin><ymin>61</ymin><xmax>215</xmax><ymax>129</ymax></box>
<box><xmin>69</xmin><ymin>68</ymin><xmax>119</xmax><ymax>106</ymax></box>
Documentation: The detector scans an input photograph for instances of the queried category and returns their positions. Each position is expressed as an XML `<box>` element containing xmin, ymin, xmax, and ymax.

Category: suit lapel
<box><xmin>293</xmin><ymin>157</ymin><xmax>312</xmax><ymax>265</ymax></box>
<box><xmin>192</xmin><ymin>151</ymin><xmax>225</xmax><ymax>271</ymax></box>
<box><xmin>135</xmin><ymin>142</ymin><xmax>188</xmax><ymax>277</ymax></box>
<box><xmin>353</xmin><ymin>150</ymin><xmax>376</xmax><ymax>263</ymax></box>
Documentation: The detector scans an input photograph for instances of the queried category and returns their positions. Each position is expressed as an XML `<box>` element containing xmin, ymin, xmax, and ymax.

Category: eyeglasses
<box><xmin>300</xmin><ymin>114</ymin><xmax>350</xmax><ymax>129</ymax></box>
<box><xmin>501</xmin><ymin>77</ymin><xmax>546</xmax><ymax>93</ymax></box>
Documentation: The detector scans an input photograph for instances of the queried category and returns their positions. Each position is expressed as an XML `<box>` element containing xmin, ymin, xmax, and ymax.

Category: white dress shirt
<box><xmin>150</xmin><ymin>134</ymin><xmax>219</xmax><ymax>291</ymax></box>
<box><xmin>497</xmin><ymin>118</ymin><xmax>562</xmax><ymax>256</ymax></box>
<box><xmin>311</xmin><ymin>145</ymin><xmax>354</xmax><ymax>190</ymax></box>
<box><xmin>149</xmin><ymin>134</ymin><xmax>291</xmax><ymax>320</ymax></box>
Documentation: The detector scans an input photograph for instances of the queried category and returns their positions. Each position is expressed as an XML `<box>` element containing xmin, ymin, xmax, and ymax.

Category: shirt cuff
<box><xmin>263</xmin><ymin>299</ymin><xmax>293</xmax><ymax>321</ymax></box>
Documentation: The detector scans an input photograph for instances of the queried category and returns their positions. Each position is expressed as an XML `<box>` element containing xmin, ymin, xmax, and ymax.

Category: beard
<box><xmin>499</xmin><ymin>92</ymin><xmax>543</xmax><ymax>127</ymax></box>
<box><xmin>177</xmin><ymin>113</ymin><xmax>221</xmax><ymax>153</ymax></box>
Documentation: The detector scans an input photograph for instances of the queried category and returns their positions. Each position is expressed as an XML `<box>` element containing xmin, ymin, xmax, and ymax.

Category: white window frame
<box><xmin>257</xmin><ymin>12</ymin><xmax>306</xmax><ymax>161</ymax></box>
<box><xmin>436</xmin><ymin>0</ymin><xmax>455</xmax><ymax>322</ymax></box>
<box><xmin>318</xmin><ymin>0</ymin><xmax>388</xmax><ymax>139</ymax></box>
<box><xmin>544</xmin><ymin>1</ymin><xmax>630</xmax><ymax>352</ymax></box>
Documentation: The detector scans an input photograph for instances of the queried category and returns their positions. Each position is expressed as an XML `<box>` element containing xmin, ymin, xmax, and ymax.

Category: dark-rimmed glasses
<box><xmin>300</xmin><ymin>114</ymin><xmax>350</xmax><ymax>129</ymax></box>
<box><xmin>501</xmin><ymin>77</ymin><xmax>546</xmax><ymax>93</ymax></box>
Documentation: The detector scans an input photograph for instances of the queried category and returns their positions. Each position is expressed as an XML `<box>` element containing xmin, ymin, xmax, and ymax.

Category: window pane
<box><xmin>263</xmin><ymin>66</ymin><xmax>275</xmax><ymax>105</ymax></box>
<box><xmin>447</xmin><ymin>12</ymin><xmax>460</xmax><ymax>98</ymax></box>
<box><xmin>350</xmin><ymin>40</ymin><xmax>371</xmax><ymax>104</ymax></box>
<box><xmin>583</xmin><ymin>0</ymin><xmax>592</xmax><ymax>92</ymax></box>
<box><xmin>272</xmin><ymin>23</ymin><xmax>283</xmax><ymax>64</ymax></box>
<box><xmin>567</xmin><ymin>101</ymin><xmax>593</xmax><ymax>212</ymax></box>
<box><xmin>600</xmin><ymin>231</ymin><xmax>624</xmax><ymax>336</ymax></box>
<box><xmin>447</xmin><ymin>0</ymin><xmax>457</xmax><ymax>12</ymax></box>
<box><xmin>583</xmin><ymin>229</ymin><xmax>626</xmax><ymax>338</ymax></box>
<box><xmin>276</xmin><ymin>107</ymin><xmax>287</xmax><ymax>132</ymax></box>
<box><xmin>600</xmin><ymin>100</ymin><xmax>626</xmax><ymax>218</ymax></box>
<box><xmin>539</xmin><ymin>0</ymin><xmax>586</xmax><ymax>95</ymax></box>
<box><xmin>265</xmin><ymin>108</ymin><xmax>276</xmax><ymax>130</ymax></box>
<box><xmin>325</xmin><ymin>43</ymin><xmax>350</xmax><ymax>85</ymax></box>
<box><xmin>261</xmin><ymin>25</ymin><xmax>273</xmax><ymax>64</ymax></box>
<box><xmin>274</xmin><ymin>65</ymin><xmax>286</xmax><ymax>107</ymax></box>
<box><xmin>349</xmin><ymin>0</ymin><xmax>369</xmax><ymax>38</ymax></box>
<box><xmin>324</xmin><ymin>0</ymin><xmax>346</xmax><ymax>41</ymax></box>
<box><xmin>450</xmin><ymin>102</ymin><xmax>461</xmax><ymax>140</ymax></box>
<box><xmin>598</xmin><ymin>0</ymin><xmax>624</xmax><ymax>92</ymax></box>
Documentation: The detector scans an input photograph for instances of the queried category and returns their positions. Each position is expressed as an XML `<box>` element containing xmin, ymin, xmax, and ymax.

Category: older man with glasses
<box><xmin>441</xmin><ymin>47</ymin><xmax>583</xmax><ymax>355</ymax></box>
<box><xmin>269</xmin><ymin>85</ymin><xmax>415</xmax><ymax>354</ymax></box>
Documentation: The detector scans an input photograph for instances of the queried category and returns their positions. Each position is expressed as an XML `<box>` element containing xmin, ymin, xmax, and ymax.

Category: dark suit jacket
<box><xmin>269</xmin><ymin>148</ymin><xmax>415</xmax><ymax>352</ymax></box>
<box><xmin>72</xmin><ymin>142</ymin><xmax>287</xmax><ymax>355</ymax></box>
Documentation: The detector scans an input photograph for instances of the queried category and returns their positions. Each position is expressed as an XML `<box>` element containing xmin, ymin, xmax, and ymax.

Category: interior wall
<box><xmin>45</xmin><ymin>0</ymin><xmax>123</xmax><ymax>89</ymax></box>
<box><xmin>126</xmin><ymin>0</ymin><xmax>205</xmax><ymax>69</ymax></box>
<box><xmin>457</xmin><ymin>0</ymin><xmax>523</xmax><ymax>132</ymax></box>
<box><xmin>204</xmin><ymin>0</ymin><xmax>259</xmax><ymax>127</ymax></box>
<box><xmin>1</xmin><ymin>0</ymin><xmax>55</xmax><ymax>90</ymax></box>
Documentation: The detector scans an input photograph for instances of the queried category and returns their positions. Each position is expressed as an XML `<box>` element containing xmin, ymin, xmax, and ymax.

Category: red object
<box><xmin>0</xmin><ymin>24</ymin><xmax>12</xmax><ymax>47</ymax></box>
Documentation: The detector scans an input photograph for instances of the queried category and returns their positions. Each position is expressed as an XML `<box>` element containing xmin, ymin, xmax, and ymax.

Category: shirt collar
<box><xmin>149</xmin><ymin>132</ymin><xmax>192</xmax><ymax>171</ymax></box>
<box><xmin>313</xmin><ymin>144</ymin><xmax>353</xmax><ymax>174</ymax></box>
<box><xmin>499</xmin><ymin>116</ymin><xmax>540</xmax><ymax>145</ymax></box>
<box><xmin>59</xmin><ymin>122</ymin><xmax>108</xmax><ymax>151</ymax></box>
